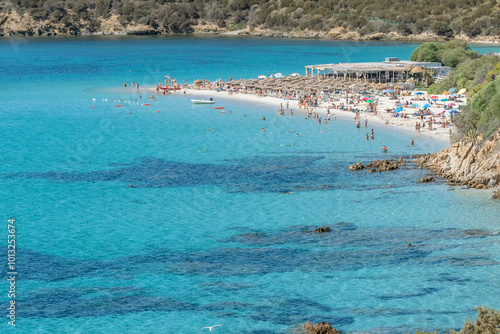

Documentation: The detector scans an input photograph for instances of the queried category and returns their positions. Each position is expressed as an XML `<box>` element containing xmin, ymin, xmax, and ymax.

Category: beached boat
<box><xmin>191</xmin><ymin>99</ymin><xmax>215</xmax><ymax>104</ymax></box>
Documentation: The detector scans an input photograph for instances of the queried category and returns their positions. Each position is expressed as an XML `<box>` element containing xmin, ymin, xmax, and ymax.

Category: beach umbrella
<box><xmin>385</xmin><ymin>89</ymin><xmax>394</xmax><ymax>93</ymax></box>
<box><xmin>361</xmin><ymin>97</ymin><xmax>369</xmax><ymax>101</ymax></box>
<box><xmin>440</xmin><ymin>98</ymin><xmax>449</xmax><ymax>101</ymax></box>
<box><xmin>365</xmin><ymin>100</ymin><xmax>374</xmax><ymax>103</ymax></box>
<box><xmin>395</xmin><ymin>107</ymin><xmax>403</xmax><ymax>113</ymax></box>
<box><xmin>449</xmin><ymin>109</ymin><xmax>459</xmax><ymax>114</ymax></box>
<box><xmin>448</xmin><ymin>102</ymin><xmax>456</xmax><ymax>106</ymax></box>
<box><xmin>422</xmin><ymin>104</ymin><xmax>430</xmax><ymax>109</ymax></box>
<box><xmin>449</xmin><ymin>87</ymin><xmax>457</xmax><ymax>93</ymax></box>
<box><xmin>451</xmin><ymin>93</ymin><xmax>459</xmax><ymax>97</ymax></box>
<box><xmin>415</xmin><ymin>92</ymin><xmax>425</xmax><ymax>95</ymax></box>
<box><xmin>458</xmin><ymin>88</ymin><xmax>466</xmax><ymax>94</ymax></box>
<box><xmin>442</xmin><ymin>91</ymin><xmax>450</xmax><ymax>95</ymax></box>
<box><xmin>410</xmin><ymin>103</ymin><xmax>420</xmax><ymax>108</ymax></box>
<box><xmin>361</xmin><ymin>91</ymin><xmax>371</xmax><ymax>96</ymax></box>
<box><xmin>431</xmin><ymin>98</ymin><xmax>439</xmax><ymax>101</ymax></box>
<box><xmin>430</xmin><ymin>96</ymin><xmax>439</xmax><ymax>99</ymax></box>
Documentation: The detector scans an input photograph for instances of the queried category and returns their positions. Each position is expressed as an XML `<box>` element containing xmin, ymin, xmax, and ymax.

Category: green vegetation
<box><xmin>410</xmin><ymin>41</ymin><xmax>480</xmax><ymax>68</ymax></box>
<box><xmin>420</xmin><ymin>41</ymin><xmax>500</xmax><ymax>141</ymax></box>
<box><xmin>415</xmin><ymin>307</ymin><xmax>500</xmax><ymax>334</ymax></box>
<box><xmin>2</xmin><ymin>0</ymin><xmax>500</xmax><ymax>37</ymax></box>
<box><xmin>413</xmin><ymin>41</ymin><xmax>500</xmax><ymax>141</ymax></box>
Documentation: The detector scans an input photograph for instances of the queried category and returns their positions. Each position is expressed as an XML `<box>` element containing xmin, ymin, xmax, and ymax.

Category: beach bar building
<box><xmin>304</xmin><ymin>58</ymin><xmax>451</xmax><ymax>85</ymax></box>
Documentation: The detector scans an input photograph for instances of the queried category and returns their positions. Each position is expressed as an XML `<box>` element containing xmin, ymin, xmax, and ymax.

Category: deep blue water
<box><xmin>0</xmin><ymin>36</ymin><xmax>499</xmax><ymax>333</ymax></box>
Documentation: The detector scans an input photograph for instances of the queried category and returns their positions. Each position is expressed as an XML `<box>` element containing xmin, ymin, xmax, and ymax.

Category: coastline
<box><xmin>184</xmin><ymin>87</ymin><xmax>452</xmax><ymax>147</ymax></box>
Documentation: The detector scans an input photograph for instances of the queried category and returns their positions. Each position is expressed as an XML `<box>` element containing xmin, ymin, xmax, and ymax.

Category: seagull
<box><xmin>201</xmin><ymin>324</ymin><xmax>224</xmax><ymax>332</ymax></box>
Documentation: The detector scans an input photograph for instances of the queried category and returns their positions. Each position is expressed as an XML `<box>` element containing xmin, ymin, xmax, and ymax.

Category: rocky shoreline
<box><xmin>416</xmin><ymin>132</ymin><xmax>500</xmax><ymax>190</ymax></box>
<box><xmin>1</xmin><ymin>10</ymin><xmax>499</xmax><ymax>45</ymax></box>
<box><xmin>349</xmin><ymin>131</ymin><xmax>500</xmax><ymax>196</ymax></box>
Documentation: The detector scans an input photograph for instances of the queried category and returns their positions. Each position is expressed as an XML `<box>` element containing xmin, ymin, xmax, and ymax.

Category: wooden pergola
<box><xmin>304</xmin><ymin>62</ymin><xmax>425</xmax><ymax>84</ymax></box>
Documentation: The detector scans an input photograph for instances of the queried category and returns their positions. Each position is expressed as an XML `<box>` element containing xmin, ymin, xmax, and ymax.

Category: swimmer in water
<box><xmin>262</xmin><ymin>128</ymin><xmax>265</xmax><ymax>132</ymax></box>
<box><xmin>411</xmin><ymin>138</ymin><xmax>414</xmax><ymax>145</ymax></box>
<box><xmin>381</xmin><ymin>145</ymin><xmax>388</xmax><ymax>153</ymax></box>
<box><xmin>262</xmin><ymin>116</ymin><xmax>266</xmax><ymax>121</ymax></box>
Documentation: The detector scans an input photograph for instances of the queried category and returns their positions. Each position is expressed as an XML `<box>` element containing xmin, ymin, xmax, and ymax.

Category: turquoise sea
<box><xmin>1</xmin><ymin>36</ymin><xmax>500</xmax><ymax>333</ymax></box>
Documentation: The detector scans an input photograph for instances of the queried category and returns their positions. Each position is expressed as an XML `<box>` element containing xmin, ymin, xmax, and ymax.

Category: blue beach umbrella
<box><xmin>385</xmin><ymin>89</ymin><xmax>394</xmax><ymax>93</ymax></box>
<box><xmin>410</xmin><ymin>103</ymin><xmax>420</xmax><ymax>108</ymax></box>
<box><xmin>449</xmin><ymin>109</ymin><xmax>459</xmax><ymax>114</ymax></box>
<box><xmin>451</xmin><ymin>93</ymin><xmax>459</xmax><ymax>97</ymax></box>
<box><xmin>415</xmin><ymin>92</ymin><xmax>425</xmax><ymax>95</ymax></box>
<box><xmin>395</xmin><ymin>107</ymin><xmax>403</xmax><ymax>113</ymax></box>
<box><xmin>449</xmin><ymin>87</ymin><xmax>457</xmax><ymax>93</ymax></box>
<box><xmin>422</xmin><ymin>104</ymin><xmax>430</xmax><ymax>109</ymax></box>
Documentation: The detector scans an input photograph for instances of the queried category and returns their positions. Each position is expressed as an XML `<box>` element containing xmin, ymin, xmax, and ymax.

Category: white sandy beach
<box><xmin>184</xmin><ymin>87</ymin><xmax>459</xmax><ymax>145</ymax></box>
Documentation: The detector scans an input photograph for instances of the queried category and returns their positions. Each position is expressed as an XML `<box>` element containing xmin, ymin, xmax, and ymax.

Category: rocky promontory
<box><xmin>416</xmin><ymin>132</ymin><xmax>500</xmax><ymax>189</ymax></box>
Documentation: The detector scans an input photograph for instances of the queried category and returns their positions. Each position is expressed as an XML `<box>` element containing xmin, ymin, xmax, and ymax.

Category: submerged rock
<box><xmin>313</xmin><ymin>227</ymin><xmax>331</xmax><ymax>233</ymax></box>
<box><xmin>492</xmin><ymin>190</ymin><xmax>500</xmax><ymax>199</ymax></box>
<box><xmin>302</xmin><ymin>321</ymin><xmax>338</xmax><ymax>334</ymax></box>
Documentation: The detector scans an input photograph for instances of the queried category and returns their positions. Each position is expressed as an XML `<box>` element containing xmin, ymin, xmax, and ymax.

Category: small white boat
<box><xmin>191</xmin><ymin>99</ymin><xmax>215</xmax><ymax>104</ymax></box>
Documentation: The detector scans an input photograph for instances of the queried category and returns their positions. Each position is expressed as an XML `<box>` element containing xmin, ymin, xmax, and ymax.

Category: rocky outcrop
<box><xmin>419</xmin><ymin>176</ymin><xmax>435</xmax><ymax>183</ymax></box>
<box><xmin>416</xmin><ymin>132</ymin><xmax>500</xmax><ymax>189</ymax></box>
<box><xmin>348</xmin><ymin>162</ymin><xmax>365</xmax><ymax>170</ymax></box>
<box><xmin>349</xmin><ymin>158</ymin><xmax>410</xmax><ymax>172</ymax></box>
<box><xmin>302</xmin><ymin>321</ymin><xmax>338</xmax><ymax>334</ymax></box>
<box><xmin>365</xmin><ymin>159</ymin><xmax>401</xmax><ymax>171</ymax></box>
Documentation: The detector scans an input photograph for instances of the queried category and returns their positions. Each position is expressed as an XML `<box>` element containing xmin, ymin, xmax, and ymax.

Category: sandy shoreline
<box><xmin>184</xmin><ymin>88</ymin><xmax>454</xmax><ymax>146</ymax></box>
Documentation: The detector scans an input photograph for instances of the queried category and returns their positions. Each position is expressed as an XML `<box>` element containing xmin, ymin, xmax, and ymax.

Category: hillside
<box><xmin>1</xmin><ymin>0</ymin><xmax>500</xmax><ymax>42</ymax></box>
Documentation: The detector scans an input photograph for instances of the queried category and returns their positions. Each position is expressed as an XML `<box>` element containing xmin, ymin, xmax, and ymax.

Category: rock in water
<box><xmin>493</xmin><ymin>190</ymin><xmax>500</xmax><ymax>199</ymax></box>
<box><xmin>348</xmin><ymin>162</ymin><xmax>365</xmax><ymax>170</ymax></box>
<box><xmin>419</xmin><ymin>176</ymin><xmax>435</xmax><ymax>183</ymax></box>
<box><xmin>313</xmin><ymin>227</ymin><xmax>331</xmax><ymax>233</ymax></box>
<box><xmin>302</xmin><ymin>321</ymin><xmax>338</xmax><ymax>334</ymax></box>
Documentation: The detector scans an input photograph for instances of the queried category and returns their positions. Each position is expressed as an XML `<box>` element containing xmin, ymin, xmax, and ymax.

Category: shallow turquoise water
<box><xmin>0</xmin><ymin>36</ymin><xmax>499</xmax><ymax>333</ymax></box>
